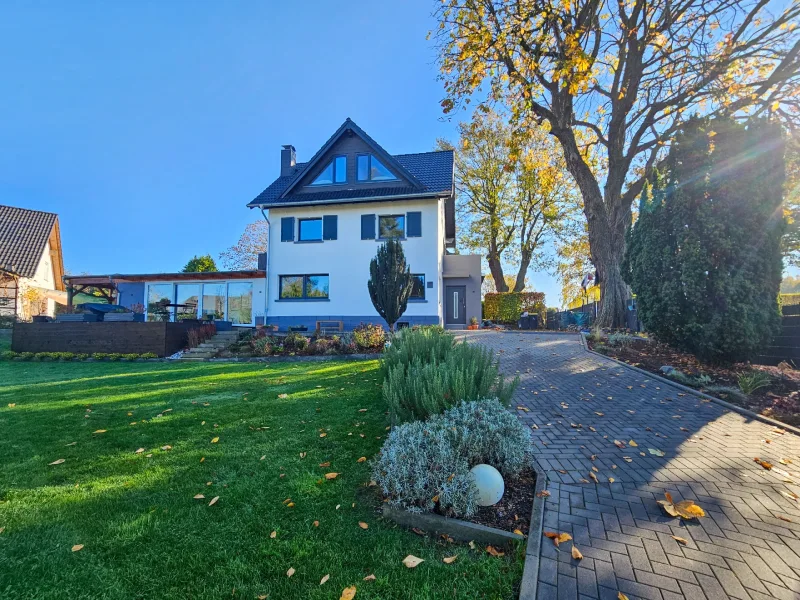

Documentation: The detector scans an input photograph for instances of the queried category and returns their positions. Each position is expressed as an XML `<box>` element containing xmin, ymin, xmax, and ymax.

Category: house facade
<box><xmin>0</xmin><ymin>205</ymin><xmax>64</xmax><ymax>320</ymax></box>
<box><xmin>248</xmin><ymin>118</ymin><xmax>482</xmax><ymax>330</ymax></box>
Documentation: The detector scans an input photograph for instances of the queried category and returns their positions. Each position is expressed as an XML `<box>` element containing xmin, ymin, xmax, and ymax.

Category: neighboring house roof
<box><xmin>247</xmin><ymin>118</ymin><xmax>454</xmax><ymax>209</ymax></box>
<box><xmin>0</xmin><ymin>204</ymin><xmax>63</xmax><ymax>282</ymax></box>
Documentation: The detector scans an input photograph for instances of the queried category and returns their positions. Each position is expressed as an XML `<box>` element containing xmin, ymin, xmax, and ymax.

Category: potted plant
<box><xmin>468</xmin><ymin>316</ymin><xmax>480</xmax><ymax>330</ymax></box>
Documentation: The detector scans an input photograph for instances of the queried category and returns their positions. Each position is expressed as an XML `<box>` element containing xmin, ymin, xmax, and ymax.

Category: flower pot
<box><xmin>467</xmin><ymin>324</ymin><xmax>479</xmax><ymax>330</ymax></box>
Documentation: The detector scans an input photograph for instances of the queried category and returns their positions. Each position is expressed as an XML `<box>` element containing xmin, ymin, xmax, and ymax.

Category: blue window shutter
<box><xmin>323</xmin><ymin>215</ymin><xmax>338</xmax><ymax>240</ymax></box>
<box><xmin>407</xmin><ymin>212</ymin><xmax>422</xmax><ymax>237</ymax></box>
<box><xmin>361</xmin><ymin>214</ymin><xmax>375</xmax><ymax>240</ymax></box>
<box><xmin>280</xmin><ymin>217</ymin><xmax>294</xmax><ymax>242</ymax></box>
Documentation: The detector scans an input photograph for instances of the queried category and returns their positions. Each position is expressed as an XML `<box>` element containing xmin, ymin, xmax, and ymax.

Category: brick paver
<box><xmin>464</xmin><ymin>331</ymin><xmax>800</xmax><ymax>600</ymax></box>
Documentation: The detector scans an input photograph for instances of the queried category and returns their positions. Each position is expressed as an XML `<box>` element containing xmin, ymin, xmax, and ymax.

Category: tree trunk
<box><xmin>487</xmin><ymin>254</ymin><xmax>508</xmax><ymax>292</ymax></box>
<box><xmin>513</xmin><ymin>250</ymin><xmax>532</xmax><ymax>292</ymax></box>
<box><xmin>550</xmin><ymin>126</ymin><xmax>630</xmax><ymax>328</ymax></box>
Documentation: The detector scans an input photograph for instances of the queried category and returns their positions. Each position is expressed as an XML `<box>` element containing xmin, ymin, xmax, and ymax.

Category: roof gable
<box><xmin>0</xmin><ymin>205</ymin><xmax>60</xmax><ymax>280</ymax></box>
<box><xmin>280</xmin><ymin>118</ymin><xmax>425</xmax><ymax>197</ymax></box>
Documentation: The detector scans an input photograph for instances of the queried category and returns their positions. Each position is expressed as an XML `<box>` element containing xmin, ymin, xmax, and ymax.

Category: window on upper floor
<box><xmin>298</xmin><ymin>218</ymin><xmax>322</xmax><ymax>241</ymax></box>
<box><xmin>357</xmin><ymin>154</ymin><xmax>396</xmax><ymax>182</ymax></box>
<box><xmin>311</xmin><ymin>156</ymin><xmax>347</xmax><ymax>185</ymax></box>
<box><xmin>379</xmin><ymin>215</ymin><xmax>405</xmax><ymax>239</ymax></box>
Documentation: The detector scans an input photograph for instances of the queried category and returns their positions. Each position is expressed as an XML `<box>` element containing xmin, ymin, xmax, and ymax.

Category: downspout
<box><xmin>259</xmin><ymin>207</ymin><xmax>271</xmax><ymax>324</ymax></box>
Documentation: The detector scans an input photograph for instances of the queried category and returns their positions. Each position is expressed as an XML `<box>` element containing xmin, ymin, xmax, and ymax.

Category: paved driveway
<box><xmin>463</xmin><ymin>331</ymin><xmax>800</xmax><ymax>600</ymax></box>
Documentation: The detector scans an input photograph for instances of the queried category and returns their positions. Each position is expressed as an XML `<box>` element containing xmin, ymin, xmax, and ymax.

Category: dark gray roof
<box><xmin>247</xmin><ymin>119</ymin><xmax>454</xmax><ymax>208</ymax></box>
<box><xmin>0</xmin><ymin>204</ymin><xmax>58</xmax><ymax>278</ymax></box>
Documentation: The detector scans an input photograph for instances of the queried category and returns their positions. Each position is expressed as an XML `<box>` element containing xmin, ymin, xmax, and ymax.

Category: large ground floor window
<box><xmin>145</xmin><ymin>281</ymin><xmax>255</xmax><ymax>325</ymax></box>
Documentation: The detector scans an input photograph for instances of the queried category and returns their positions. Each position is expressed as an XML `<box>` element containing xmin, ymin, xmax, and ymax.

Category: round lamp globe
<box><xmin>470</xmin><ymin>464</ymin><xmax>505</xmax><ymax>506</ymax></box>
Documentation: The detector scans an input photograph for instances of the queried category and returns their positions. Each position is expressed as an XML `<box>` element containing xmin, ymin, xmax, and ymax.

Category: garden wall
<box><xmin>11</xmin><ymin>322</ymin><xmax>198</xmax><ymax>357</ymax></box>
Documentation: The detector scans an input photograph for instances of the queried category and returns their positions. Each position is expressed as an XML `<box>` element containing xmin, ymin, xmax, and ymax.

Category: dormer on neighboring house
<box><xmin>0</xmin><ymin>204</ymin><xmax>65</xmax><ymax>320</ymax></box>
<box><xmin>247</xmin><ymin>118</ymin><xmax>481</xmax><ymax>331</ymax></box>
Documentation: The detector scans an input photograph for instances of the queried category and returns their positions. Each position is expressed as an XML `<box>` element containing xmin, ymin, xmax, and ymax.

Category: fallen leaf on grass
<box><xmin>672</xmin><ymin>536</ymin><xmax>689</xmax><ymax>545</ymax></box>
<box><xmin>320</xmin><ymin>433</ymin><xmax>327</xmax><ymax>438</ymax></box>
<box><xmin>754</xmin><ymin>457</ymin><xmax>773</xmax><ymax>470</ymax></box>
<box><xmin>278</xmin><ymin>394</ymin><xmax>288</xmax><ymax>399</ymax></box>
<box><xmin>92</xmin><ymin>430</ymin><xmax>106</xmax><ymax>434</ymax></box>
<box><xmin>270</xmin><ymin>530</ymin><xmax>276</xmax><ymax>538</ymax></box>
<box><xmin>72</xmin><ymin>544</ymin><xmax>84</xmax><ymax>552</ymax></box>
<box><xmin>357</xmin><ymin>457</ymin><xmax>366</xmax><ymax>463</ymax></box>
<box><xmin>340</xmin><ymin>586</ymin><xmax>356</xmax><ymax>600</ymax></box>
<box><xmin>571</xmin><ymin>545</ymin><xmax>583</xmax><ymax>560</ymax></box>
<box><xmin>135</xmin><ymin>448</ymin><xmax>144</xmax><ymax>454</ymax></box>
<box><xmin>208</xmin><ymin>496</ymin><xmax>219</xmax><ymax>506</ymax></box>
<box><xmin>161</xmin><ymin>445</ymin><xmax>172</xmax><ymax>451</ymax></box>
<box><xmin>325</xmin><ymin>473</ymin><xmax>339</xmax><ymax>480</ymax></box>
<box><xmin>313</xmin><ymin>520</ymin><xmax>319</xmax><ymax>527</ymax></box>
<box><xmin>7</xmin><ymin>403</ymin><xmax>15</xmax><ymax>408</ymax></box>
<box><xmin>49</xmin><ymin>459</ymin><xmax>65</xmax><ymax>465</ymax></box>
<box><xmin>299</xmin><ymin>452</ymin><xmax>306</xmax><ymax>458</ymax></box>
<box><xmin>319</xmin><ymin>461</ymin><xmax>331</xmax><ymax>467</ymax></box>
<box><xmin>544</xmin><ymin>531</ymin><xmax>572</xmax><ymax>546</ymax></box>
<box><xmin>443</xmin><ymin>555</ymin><xmax>458</xmax><ymax>564</ymax></box>
<box><xmin>320</xmin><ymin>574</ymin><xmax>330</xmax><ymax>585</ymax></box>
<box><xmin>287</xmin><ymin>567</ymin><xmax>295</xmax><ymax>577</ymax></box>
<box><xmin>193</xmin><ymin>494</ymin><xmax>205</xmax><ymax>499</ymax></box>
<box><xmin>358</xmin><ymin>522</ymin><xmax>369</xmax><ymax>530</ymax></box>
<box><xmin>65</xmin><ymin>442</ymin><xmax>77</xmax><ymax>446</ymax></box>
<box><xmin>363</xmin><ymin>574</ymin><xmax>375</xmax><ymax>581</ymax></box>
<box><xmin>210</xmin><ymin>437</ymin><xmax>219</xmax><ymax>444</ymax></box>
<box><xmin>402</xmin><ymin>555</ymin><xmax>424</xmax><ymax>568</ymax></box>
<box><xmin>657</xmin><ymin>492</ymin><xmax>705</xmax><ymax>519</ymax></box>
<box><xmin>486</xmin><ymin>545</ymin><xmax>505</xmax><ymax>557</ymax></box>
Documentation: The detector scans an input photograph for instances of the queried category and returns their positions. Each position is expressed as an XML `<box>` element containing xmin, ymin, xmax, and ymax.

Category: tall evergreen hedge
<box><xmin>623</xmin><ymin>117</ymin><xmax>785</xmax><ymax>362</ymax></box>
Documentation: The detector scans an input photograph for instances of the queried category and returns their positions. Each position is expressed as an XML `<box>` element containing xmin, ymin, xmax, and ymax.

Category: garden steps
<box><xmin>179</xmin><ymin>331</ymin><xmax>239</xmax><ymax>360</ymax></box>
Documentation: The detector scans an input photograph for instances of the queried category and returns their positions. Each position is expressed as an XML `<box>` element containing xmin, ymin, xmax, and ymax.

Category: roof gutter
<box><xmin>259</xmin><ymin>207</ymin><xmax>271</xmax><ymax>321</ymax></box>
<box><xmin>248</xmin><ymin>191</ymin><xmax>451</xmax><ymax>210</ymax></box>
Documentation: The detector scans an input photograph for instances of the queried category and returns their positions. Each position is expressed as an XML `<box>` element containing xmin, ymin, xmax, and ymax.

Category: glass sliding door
<box><xmin>227</xmin><ymin>282</ymin><xmax>253</xmax><ymax>325</ymax></box>
<box><xmin>201</xmin><ymin>283</ymin><xmax>226</xmax><ymax>320</ymax></box>
<box><xmin>146</xmin><ymin>284</ymin><xmax>173</xmax><ymax>322</ymax></box>
<box><xmin>175</xmin><ymin>284</ymin><xmax>200</xmax><ymax>321</ymax></box>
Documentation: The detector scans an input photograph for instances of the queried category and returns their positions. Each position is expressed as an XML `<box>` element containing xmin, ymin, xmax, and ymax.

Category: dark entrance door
<box><xmin>445</xmin><ymin>285</ymin><xmax>467</xmax><ymax>325</ymax></box>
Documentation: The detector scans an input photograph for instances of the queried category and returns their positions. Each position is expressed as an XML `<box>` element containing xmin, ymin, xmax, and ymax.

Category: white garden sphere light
<box><xmin>470</xmin><ymin>464</ymin><xmax>505</xmax><ymax>506</ymax></box>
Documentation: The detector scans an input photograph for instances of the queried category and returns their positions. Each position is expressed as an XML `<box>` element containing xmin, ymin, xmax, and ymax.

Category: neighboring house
<box><xmin>247</xmin><ymin>118</ymin><xmax>481</xmax><ymax>330</ymax></box>
<box><xmin>0</xmin><ymin>204</ymin><xmax>65</xmax><ymax>319</ymax></box>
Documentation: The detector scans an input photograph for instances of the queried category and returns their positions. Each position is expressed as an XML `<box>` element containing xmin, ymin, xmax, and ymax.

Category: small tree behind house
<box><xmin>367</xmin><ymin>239</ymin><xmax>414</xmax><ymax>332</ymax></box>
<box><xmin>182</xmin><ymin>254</ymin><xmax>218</xmax><ymax>273</ymax></box>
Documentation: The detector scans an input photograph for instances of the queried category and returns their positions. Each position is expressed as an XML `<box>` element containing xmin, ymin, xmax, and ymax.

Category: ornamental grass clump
<box><xmin>372</xmin><ymin>399</ymin><xmax>531</xmax><ymax>518</ymax></box>
<box><xmin>382</xmin><ymin>329</ymin><xmax>517</xmax><ymax>423</ymax></box>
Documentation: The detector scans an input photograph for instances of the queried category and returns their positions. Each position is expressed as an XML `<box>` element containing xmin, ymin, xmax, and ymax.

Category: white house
<box><xmin>0</xmin><ymin>205</ymin><xmax>65</xmax><ymax>320</ymax></box>
<box><xmin>247</xmin><ymin>118</ymin><xmax>482</xmax><ymax>330</ymax></box>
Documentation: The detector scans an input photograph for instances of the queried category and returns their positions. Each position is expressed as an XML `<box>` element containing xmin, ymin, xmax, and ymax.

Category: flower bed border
<box><xmin>3</xmin><ymin>353</ymin><xmax>381</xmax><ymax>364</ymax></box>
<box><xmin>580</xmin><ymin>333</ymin><xmax>800</xmax><ymax>437</ymax></box>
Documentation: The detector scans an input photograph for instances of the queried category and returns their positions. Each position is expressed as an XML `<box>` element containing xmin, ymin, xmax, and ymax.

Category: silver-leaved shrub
<box><xmin>372</xmin><ymin>399</ymin><xmax>531</xmax><ymax>518</ymax></box>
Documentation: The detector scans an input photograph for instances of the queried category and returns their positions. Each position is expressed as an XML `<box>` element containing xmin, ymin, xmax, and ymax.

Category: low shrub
<box><xmin>34</xmin><ymin>352</ymin><xmax>54</xmax><ymax>361</ymax></box>
<box><xmin>483</xmin><ymin>292</ymin><xmax>545</xmax><ymax>325</ymax></box>
<box><xmin>19</xmin><ymin>352</ymin><xmax>34</xmax><ymax>360</ymax></box>
<box><xmin>352</xmin><ymin>323</ymin><xmax>386</xmax><ymax>352</ymax></box>
<box><xmin>140</xmin><ymin>353</ymin><xmax>158</xmax><ymax>359</ymax></box>
<box><xmin>92</xmin><ymin>353</ymin><xmax>109</xmax><ymax>360</ymax></box>
<box><xmin>283</xmin><ymin>332</ymin><xmax>310</xmax><ymax>353</ymax></box>
<box><xmin>121</xmin><ymin>353</ymin><xmax>140</xmax><ymax>361</ymax></box>
<box><xmin>737</xmin><ymin>370</ymin><xmax>772</xmax><ymax>395</ymax></box>
<box><xmin>383</xmin><ymin>340</ymin><xmax>517</xmax><ymax>423</ymax></box>
<box><xmin>382</xmin><ymin>327</ymin><xmax>456</xmax><ymax>375</ymax></box>
<box><xmin>1</xmin><ymin>350</ymin><xmax>17</xmax><ymax>360</ymax></box>
<box><xmin>187</xmin><ymin>323</ymin><xmax>217</xmax><ymax>348</ymax></box>
<box><xmin>372</xmin><ymin>399</ymin><xmax>531</xmax><ymax>518</ymax></box>
<box><xmin>308</xmin><ymin>337</ymin><xmax>339</xmax><ymax>355</ymax></box>
<box><xmin>668</xmin><ymin>370</ymin><xmax>713</xmax><ymax>388</ymax></box>
<box><xmin>75</xmin><ymin>353</ymin><xmax>90</xmax><ymax>361</ymax></box>
<box><xmin>107</xmin><ymin>353</ymin><xmax>123</xmax><ymax>361</ymax></box>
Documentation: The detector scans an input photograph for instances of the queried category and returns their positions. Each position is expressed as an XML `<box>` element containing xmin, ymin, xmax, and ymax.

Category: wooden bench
<box><xmin>316</xmin><ymin>320</ymin><xmax>344</xmax><ymax>336</ymax></box>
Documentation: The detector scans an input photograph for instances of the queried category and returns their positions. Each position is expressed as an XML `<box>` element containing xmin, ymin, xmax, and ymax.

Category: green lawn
<box><xmin>0</xmin><ymin>360</ymin><xmax>523</xmax><ymax>599</ymax></box>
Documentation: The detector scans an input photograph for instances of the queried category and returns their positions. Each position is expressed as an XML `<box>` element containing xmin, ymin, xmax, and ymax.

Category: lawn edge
<box><xmin>579</xmin><ymin>333</ymin><xmax>800</xmax><ymax>438</ymax></box>
<box><xmin>519</xmin><ymin>457</ymin><xmax>548</xmax><ymax>600</ymax></box>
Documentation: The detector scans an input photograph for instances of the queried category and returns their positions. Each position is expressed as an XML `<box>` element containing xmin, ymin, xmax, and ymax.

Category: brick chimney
<box><xmin>280</xmin><ymin>144</ymin><xmax>296</xmax><ymax>177</ymax></box>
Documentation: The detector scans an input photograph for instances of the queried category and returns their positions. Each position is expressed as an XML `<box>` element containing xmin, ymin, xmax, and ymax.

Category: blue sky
<box><xmin>0</xmin><ymin>0</ymin><xmax>564</xmax><ymax>306</ymax></box>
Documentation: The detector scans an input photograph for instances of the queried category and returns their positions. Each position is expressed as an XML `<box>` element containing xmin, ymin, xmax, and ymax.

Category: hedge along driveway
<box><xmin>0</xmin><ymin>360</ymin><xmax>524</xmax><ymax>600</ymax></box>
<box><xmin>483</xmin><ymin>292</ymin><xmax>546</xmax><ymax>324</ymax></box>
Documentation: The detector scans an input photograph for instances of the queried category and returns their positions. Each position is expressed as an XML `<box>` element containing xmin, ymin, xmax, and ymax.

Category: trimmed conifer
<box><xmin>367</xmin><ymin>239</ymin><xmax>414</xmax><ymax>331</ymax></box>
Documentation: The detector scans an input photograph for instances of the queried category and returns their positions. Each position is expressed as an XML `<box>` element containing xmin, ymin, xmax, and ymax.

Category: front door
<box><xmin>445</xmin><ymin>285</ymin><xmax>467</xmax><ymax>325</ymax></box>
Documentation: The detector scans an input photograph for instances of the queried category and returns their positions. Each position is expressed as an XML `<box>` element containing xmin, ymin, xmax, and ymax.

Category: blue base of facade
<box><xmin>265</xmin><ymin>315</ymin><xmax>440</xmax><ymax>331</ymax></box>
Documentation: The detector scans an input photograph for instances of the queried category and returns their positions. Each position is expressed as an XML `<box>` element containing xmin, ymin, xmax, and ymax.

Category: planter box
<box><xmin>55</xmin><ymin>314</ymin><xmax>100</xmax><ymax>323</ymax></box>
<box><xmin>214</xmin><ymin>320</ymin><xmax>233</xmax><ymax>332</ymax></box>
<box><xmin>104</xmin><ymin>313</ymin><xmax>145</xmax><ymax>322</ymax></box>
<box><xmin>382</xmin><ymin>506</ymin><xmax>524</xmax><ymax>547</ymax></box>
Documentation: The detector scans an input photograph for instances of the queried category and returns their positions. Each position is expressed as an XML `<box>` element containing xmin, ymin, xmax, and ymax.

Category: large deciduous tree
<box><xmin>447</xmin><ymin>109</ymin><xmax>580</xmax><ymax>292</ymax></box>
<box><xmin>367</xmin><ymin>239</ymin><xmax>414</xmax><ymax>331</ymax></box>
<box><xmin>624</xmin><ymin>117</ymin><xmax>785</xmax><ymax>362</ymax></box>
<box><xmin>434</xmin><ymin>0</ymin><xmax>800</xmax><ymax>326</ymax></box>
<box><xmin>219</xmin><ymin>220</ymin><xmax>268</xmax><ymax>271</ymax></box>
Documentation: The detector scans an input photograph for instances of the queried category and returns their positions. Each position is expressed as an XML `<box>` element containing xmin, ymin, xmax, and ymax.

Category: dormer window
<box><xmin>357</xmin><ymin>154</ymin><xmax>396</xmax><ymax>182</ymax></box>
<box><xmin>311</xmin><ymin>155</ymin><xmax>347</xmax><ymax>185</ymax></box>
